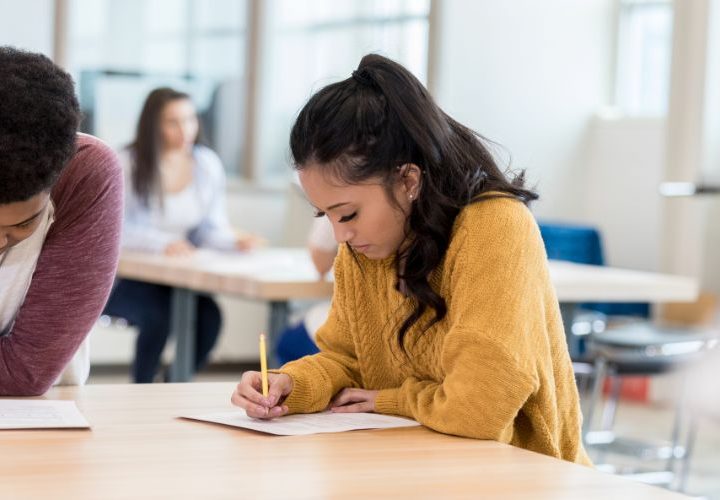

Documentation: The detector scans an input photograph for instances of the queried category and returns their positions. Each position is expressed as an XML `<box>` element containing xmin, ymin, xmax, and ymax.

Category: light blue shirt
<box><xmin>120</xmin><ymin>145</ymin><xmax>236</xmax><ymax>253</ymax></box>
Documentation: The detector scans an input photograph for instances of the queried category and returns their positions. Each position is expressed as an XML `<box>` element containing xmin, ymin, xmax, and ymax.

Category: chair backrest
<box><xmin>537</xmin><ymin>222</ymin><xmax>650</xmax><ymax>318</ymax></box>
<box><xmin>538</xmin><ymin>223</ymin><xmax>605</xmax><ymax>265</ymax></box>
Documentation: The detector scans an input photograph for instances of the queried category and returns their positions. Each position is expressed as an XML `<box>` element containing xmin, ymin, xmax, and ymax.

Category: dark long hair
<box><xmin>290</xmin><ymin>54</ymin><xmax>538</xmax><ymax>349</ymax></box>
<box><xmin>130</xmin><ymin>87</ymin><xmax>199</xmax><ymax>207</ymax></box>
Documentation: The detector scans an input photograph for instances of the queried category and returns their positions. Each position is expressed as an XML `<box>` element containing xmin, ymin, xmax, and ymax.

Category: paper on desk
<box><xmin>0</xmin><ymin>400</ymin><xmax>90</xmax><ymax>429</ymax></box>
<box><xmin>181</xmin><ymin>410</ymin><xmax>419</xmax><ymax>436</ymax></box>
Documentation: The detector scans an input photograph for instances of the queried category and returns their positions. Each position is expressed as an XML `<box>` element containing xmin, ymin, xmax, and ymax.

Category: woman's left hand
<box><xmin>329</xmin><ymin>388</ymin><xmax>379</xmax><ymax>413</ymax></box>
<box><xmin>235</xmin><ymin>232</ymin><xmax>266</xmax><ymax>251</ymax></box>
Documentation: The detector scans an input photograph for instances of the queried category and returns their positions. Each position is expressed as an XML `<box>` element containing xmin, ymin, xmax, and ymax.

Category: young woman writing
<box><xmin>231</xmin><ymin>54</ymin><xmax>590</xmax><ymax>464</ymax></box>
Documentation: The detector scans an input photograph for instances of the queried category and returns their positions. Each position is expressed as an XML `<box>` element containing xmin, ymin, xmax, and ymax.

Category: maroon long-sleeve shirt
<box><xmin>0</xmin><ymin>134</ymin><xmax>123</xmax><ymax>396</ymax></box>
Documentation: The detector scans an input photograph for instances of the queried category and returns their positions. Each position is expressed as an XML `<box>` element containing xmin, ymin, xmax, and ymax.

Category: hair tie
<box><xmin>352</xmin><ymin>69</ymin><xmax>375</xmax><ymax>87</ymax></box>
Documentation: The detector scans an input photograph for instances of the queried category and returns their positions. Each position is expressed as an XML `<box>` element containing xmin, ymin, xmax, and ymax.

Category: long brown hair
<box><xmin>290</xmin><ymin>54</ymin><xmax>538</xmax><ymax>350</ymax></box>
<box><xmin>130</xmin><ymin>87</ymin><xmax>201</xmax><ymax>207</ymax></box>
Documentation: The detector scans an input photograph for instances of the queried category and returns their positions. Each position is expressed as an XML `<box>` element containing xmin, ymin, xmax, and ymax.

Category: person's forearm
<box><xmin>310</xmin><ymin>247</ymin><xmax>337</xmax><ymax>276</ymax></box>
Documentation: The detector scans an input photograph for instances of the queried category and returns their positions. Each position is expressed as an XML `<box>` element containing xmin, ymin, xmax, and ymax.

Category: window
<box><xmin>64</xmin><ymin>0</ymin><xmax>432</xmax><ymax>181</ymax></box>
<box><xmin>67</xmin><ymin>0</ymin><xmax>249</xmax><ymax>174</ymax></box>
<box><xmin>615</xmin><ymin>0</ymin><xmax>673</xmax><ymax>116</ymax></box>
<box><xmin>256</xmin><ymin>0</ymin><xmax>431</xmax><ymax>182</ymax></box>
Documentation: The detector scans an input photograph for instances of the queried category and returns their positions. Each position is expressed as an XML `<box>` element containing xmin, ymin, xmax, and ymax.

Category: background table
<box><xmin>0</xmin><ymin>383</ymin><xmax>689</xmax><ymax>499</ymax></box>
<box><xmin>118</xmin><ymin>250</ymin><xmax>698</xmax><ymax>379</ymax></box>
<box><xmin>118</xmin><ymin>248</ymin><xmax>333</xmax><ymax>380</ymax></box>
<box><xmin>549</xmin><ymin>260</ymin><xmax>697</xmax><ymax>303</ymax></box>
<box><xmin>549</xmin><ymin>260</ymin><xmax>698</xmax><ymax>356</ymax></box>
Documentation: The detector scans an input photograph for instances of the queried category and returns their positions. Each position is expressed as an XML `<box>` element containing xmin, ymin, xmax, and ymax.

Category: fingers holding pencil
<box><xmin>231</xmin><ymin>371</ymin><xmax>293</xmax><ymax>419</ymax></box>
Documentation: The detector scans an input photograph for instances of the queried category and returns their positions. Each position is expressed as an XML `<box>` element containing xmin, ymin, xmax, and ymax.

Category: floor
<box><xmin>599</xmin><ymin>401</ymin><xmax>720</xmax><ymax>499</ymax></box>
<box><xmin>87</xmin><ymin>367</ymin><xmax>720</xmax><ymax>499</ymax></box>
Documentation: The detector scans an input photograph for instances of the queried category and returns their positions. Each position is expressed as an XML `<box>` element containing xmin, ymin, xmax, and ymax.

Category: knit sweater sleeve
<box><xmin>278</xmin><ymin>245</ymin><xmax>361</xmax><ymax>413</ymax></box>
<box><xmin>0</xmin><ymin>135</ymin><xmax>123</xmax><ymax>396</ymax></box>
<box><xmin>374</xmin><ymin>198</ymin><xmax>545</xmax><ymax>440</ymax></box>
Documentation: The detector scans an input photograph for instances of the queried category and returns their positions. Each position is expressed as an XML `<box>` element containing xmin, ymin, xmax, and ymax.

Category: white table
<box><xmin>117</xmin><ymin>248</ymin><xmax>333</xmax><ymax>380</ymax></box>
<box><xmin>548</xmin><ymin>260</ymin><xmax>699</xmax><ymax>357</ymax></box>
<box><xmin>549</xmin><ymin>260</ymin><xmax>698</xmax><ymax>303</ymax></box>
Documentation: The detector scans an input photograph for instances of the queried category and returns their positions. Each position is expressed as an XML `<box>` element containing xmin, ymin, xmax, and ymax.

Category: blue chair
<box><xmin>275</xmin><ymin>321</ymin><xmax>320</xmax><ymax>366</ymax></box>
<box><xmin>538</xmin><ymin>222</ymin><xmax>650</xmax><ymax>319</ymax></box>
<box><xmin>538</xmin><ymin>222</ymin><xmax>651</xmax><ymax>360</ymax></box>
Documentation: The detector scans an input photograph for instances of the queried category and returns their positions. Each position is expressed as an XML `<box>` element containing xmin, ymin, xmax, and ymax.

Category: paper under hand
<box><xmin>181</xmin><ymin>410</ymin><xmax>419</xmax><ymax>436</ymax></box>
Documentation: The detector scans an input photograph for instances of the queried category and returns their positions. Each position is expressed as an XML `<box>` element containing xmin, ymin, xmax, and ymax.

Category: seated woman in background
<box><xmin>104</xmin><ymin>87</ymin><xmax>256</xmax><ymax>383</ymax></box>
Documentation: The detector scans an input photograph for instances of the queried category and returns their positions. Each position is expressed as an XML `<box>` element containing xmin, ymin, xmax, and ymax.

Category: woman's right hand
<box><xmin>164</xmin><ymin>239</ymin><xmax>196</xmax><ymax>256</ymax></box>
<box><xmin>231</xmin><ymin>371</ymin><xmax>293</xmax><ymax>419</ymax></box>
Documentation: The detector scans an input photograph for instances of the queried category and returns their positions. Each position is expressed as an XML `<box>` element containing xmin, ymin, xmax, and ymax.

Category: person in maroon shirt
<box><xmin>0</xmin><ymin>47</ymin><xmax>123</xmax><ymax>396</ymax></box>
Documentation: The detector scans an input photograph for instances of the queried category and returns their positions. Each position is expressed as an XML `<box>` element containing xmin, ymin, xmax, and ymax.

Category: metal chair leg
<box><xmin>573</xmin><ymin>361</ymin><xmax>594</xmax><ymax>414</ymax></box>
<box><xmin>583</xmin><ymin>357</ymin><xmax>607</xmax><ymax>438</ymax></box>
<box><xmin>601</xmin><ymin>376</ymin><xmax>623</xmax><ymax>431</ymax></box>
<box><xmin>665</xmin><ymin>373</ymin><xmax>687</xmax><ymax>485</ymax></box>
<box><xmin>675</xmin><ymin>415</ymin><xmax>698</xmax><ymax>492</ymax></box>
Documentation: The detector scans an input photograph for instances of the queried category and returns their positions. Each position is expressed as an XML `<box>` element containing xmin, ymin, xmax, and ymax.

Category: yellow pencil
<box><xmin>259</xmin><ymin>333</ymin><xmax>269</xmax><ymax>398</ymax></box>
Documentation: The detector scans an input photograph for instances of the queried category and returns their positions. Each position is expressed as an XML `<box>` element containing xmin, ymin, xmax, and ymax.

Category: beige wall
<box><xmin>0</xmin><ymin>0</ymin><xmax>54</xmax><ymax>54</ymax></box>
<box><xmin>433</xmin><ymin>0</ymin><xmax>616</xmax><ymax>220</ymax></box>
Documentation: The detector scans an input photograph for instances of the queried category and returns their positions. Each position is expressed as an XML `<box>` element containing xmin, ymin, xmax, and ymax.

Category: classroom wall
<box><xmin>0</xmin><ymin>0</ymin><xmax>54</xmax><ymax>54</ymax></box>
<box><xmin>662</xmin><ymin>0</ymin><xmax>720</xmax><ymax>295</ymax></box>
<box><xmin>582</xmin><ymin>116</ymin><xmax>666</xmax><ymax>271</ymax></box>
<box><xmin>432</xmin><ymin>0</ymin><xmax>675</xmax><ymax>274</ymax></box>
<box><xmin>433</xmin><ymin>0</ymin><xmax>616</xmax><ymax>221</ymax></box>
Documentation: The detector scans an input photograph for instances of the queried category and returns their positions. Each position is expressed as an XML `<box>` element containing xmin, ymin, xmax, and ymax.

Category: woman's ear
<box><xmin>398</xmin><ymin>163</ymin><xmax>422</xmax><ymax>201</ymax></box>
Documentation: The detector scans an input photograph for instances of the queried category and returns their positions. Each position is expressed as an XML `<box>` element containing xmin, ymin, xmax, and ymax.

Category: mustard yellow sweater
<box><xmin>280</xmin><ymin>196</ymin><xmax>591</xmax><ymax>465</ymax></box>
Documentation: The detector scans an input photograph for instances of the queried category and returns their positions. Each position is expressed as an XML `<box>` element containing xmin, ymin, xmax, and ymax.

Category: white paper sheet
<box><xmin>181</xmin><ymin>410</ymin><xmax>420</xmax><ymax>436</ymax></box>
<box><xmin>0</xmin><ymin>400</ymin><xmax>90</xmax><ymax>429</ymax></box>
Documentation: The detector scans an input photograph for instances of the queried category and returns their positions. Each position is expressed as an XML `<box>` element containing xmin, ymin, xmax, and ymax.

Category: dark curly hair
<box><xmin>290</xmin><ymin>53</ymin><xmax>538</xmax><ymax>350</ymax></box>
<box><xmin>0</xmin><ymin>46</ymin><xmax>81</xmax><ymax>204</ymax></box>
